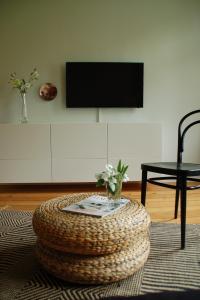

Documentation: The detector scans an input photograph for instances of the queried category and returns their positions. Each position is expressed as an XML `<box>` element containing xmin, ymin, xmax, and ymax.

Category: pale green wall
<box><xmin>0</xmin><ymin>0</ymin><xmax>200</xmax><ymax>161</ymax></box>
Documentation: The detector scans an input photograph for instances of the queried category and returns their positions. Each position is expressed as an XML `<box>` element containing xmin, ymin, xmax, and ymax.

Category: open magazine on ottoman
<box><xmin>61</xmin><ymin>195</ymin><xmax>130</xmax><ymax>217</ymax></box>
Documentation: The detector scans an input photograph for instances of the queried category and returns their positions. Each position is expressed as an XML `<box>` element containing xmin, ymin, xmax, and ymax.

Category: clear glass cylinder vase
<box><xmin>106</xmin><ymin>180</ymin><xmax>122</xmax><ymax>200</ymax></box>
<box><xmin>21</xmin><ymin>93</ymin><xmax>28</xmax><ymax>123</ymax></box>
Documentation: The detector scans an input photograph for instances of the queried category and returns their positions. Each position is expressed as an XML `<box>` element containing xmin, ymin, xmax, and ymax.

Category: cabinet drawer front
<box><xmin>52</xmin><ymin>158</ymin><xmax>107</xmax><ymax>182</ymax></box>
<box><xmin>0</xmin><ymin>124</ymin><xmax>51</xmax><ymax>159</ymax></box>
<box><xmin>0</xmin><ymin>159</ymin><xmax>51</xmax><ymax>183</ymax></box>
<box><xmin>108</xmin><ymin>123</ymin><xmax>162</xmax><ymax>180</ymax></box>
<box><xmin>51</xmin><ymin>124</ymin><xmax>107</xmax><ymax>158</ymax></box>
<box><xmin>108</xmin><ymin>123</ymin><xmax>161</xmax><ymax>158</ymax></box>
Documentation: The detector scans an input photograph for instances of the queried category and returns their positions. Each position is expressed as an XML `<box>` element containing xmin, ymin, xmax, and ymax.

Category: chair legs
<box><xmin>141</xmin><ymin>171</ymin><xmax>187</xmax><ymax>249</ymax></box>
<box><xmin>174</xmin><ymin>178</ymin><xmax>180</xmax><ymax>219</ymax></box>
<box><xmin>180</xmin><ymin>176</ymin><xmax>187</xmax><ymax>249</ymax></box>
<box><xmin>141</xmin><ymin>170</ymin><xmax>147</xmax><ymax>206</ymax></box>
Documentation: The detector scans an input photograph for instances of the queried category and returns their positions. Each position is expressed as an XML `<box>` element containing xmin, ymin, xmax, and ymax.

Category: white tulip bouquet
<box><xmin>9</xmin><ymin>68</ymin><xmax>39</xmax><ymax>95</ymax></box>
<box><xmin>95</xmin><ymin>160</ymin><xmax>129</xmax><ymax>199</ymax></box>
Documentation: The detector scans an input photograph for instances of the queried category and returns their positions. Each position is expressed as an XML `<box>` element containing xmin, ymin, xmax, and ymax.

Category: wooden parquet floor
<box><xmin>0</xmin><ymin>183</ymin><xmax>200</xmax><ymax>224</ymax></box>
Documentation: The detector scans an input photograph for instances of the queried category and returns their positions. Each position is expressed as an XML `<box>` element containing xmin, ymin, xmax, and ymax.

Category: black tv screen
<box><xmin>66</xmin><ymin>62</ymin><xmax>144</xmax><ymax>108</ymax></box>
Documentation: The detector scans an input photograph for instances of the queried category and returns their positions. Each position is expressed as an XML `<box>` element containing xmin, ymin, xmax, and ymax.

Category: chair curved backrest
<box><xmin>177</xmin><ymin>109</ymin><xmax>200</xmax><ymax>164</ymax></box>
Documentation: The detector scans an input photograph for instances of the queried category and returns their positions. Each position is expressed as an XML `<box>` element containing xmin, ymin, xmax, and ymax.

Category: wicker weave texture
<box><xmin>36</xmin><ymin>235</ymin><xmax>150</xmax><ymax>284</ymax></box>
<box><xmin>32</xmin><ymin>193</ymin><xmax>151</xmax><ymax>255</ymax></box>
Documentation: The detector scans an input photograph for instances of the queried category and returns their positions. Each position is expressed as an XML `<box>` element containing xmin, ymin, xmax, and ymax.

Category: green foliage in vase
<box><xmin>95</xmin><ymin>160</ymin><xmax>129</xmax><ymax>196</ymax></box>
<box><xmin>9</xmin><ymin>68</ymin><xmax>39</xmax><ymax>95</ymax></box>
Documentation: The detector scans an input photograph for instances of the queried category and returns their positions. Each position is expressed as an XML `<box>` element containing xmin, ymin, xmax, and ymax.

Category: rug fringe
<box><xmin>0</xmin><ymin>205</ymin><xmax>11</xmax><ymax>211</ymax></box>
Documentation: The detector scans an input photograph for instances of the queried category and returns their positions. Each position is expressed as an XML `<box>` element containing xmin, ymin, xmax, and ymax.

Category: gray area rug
<box><xmin>0</xmin><ymin>210</ymin><xmax>200</xmax><ymax>300</ymax></box>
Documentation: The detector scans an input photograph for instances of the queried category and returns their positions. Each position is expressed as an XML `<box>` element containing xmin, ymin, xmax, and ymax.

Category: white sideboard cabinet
<box><xmin>0</xmin><ymin>123</ymin><xmax>161</xmax><ymax>183</ymax></box>
<box><xmin>108</xmin><ymin>123</ymin><xmax>162</xmax><ymax>180</ymax></box>
<box><xmin>51</xmin><ymin>123</ymin><xmax>107</xmax><ymax>182</ymax></box>
<box><xmin>0</xmin><ymin>124</ymin><xmax>51</xmax><ymax>183</ymax></box>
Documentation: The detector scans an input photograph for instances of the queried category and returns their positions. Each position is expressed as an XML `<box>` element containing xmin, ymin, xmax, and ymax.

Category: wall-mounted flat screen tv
<box><xmin>66</xmin><ymin>62</ymin><xmax>144</xmax><ymax>108</ymax></box>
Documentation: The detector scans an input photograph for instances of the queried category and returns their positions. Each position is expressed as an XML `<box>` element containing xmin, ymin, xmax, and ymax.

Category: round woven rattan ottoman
<box><xmin>33</xmin><ymin>193</ymin><xmax>151</xmax><ymax>284</ymax></box>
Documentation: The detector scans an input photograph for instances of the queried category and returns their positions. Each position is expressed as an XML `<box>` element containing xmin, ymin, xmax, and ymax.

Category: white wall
<box><xmin>0</xmin><ymin>0</ymin><xmax>200</xmax><ymax>162</ymax></box>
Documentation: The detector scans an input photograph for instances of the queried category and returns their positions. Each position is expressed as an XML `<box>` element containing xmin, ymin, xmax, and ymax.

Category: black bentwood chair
<box><xmin>141</xmin><ymin>110</ymin><xmax>200</xmax><ymax>249</ymax></box>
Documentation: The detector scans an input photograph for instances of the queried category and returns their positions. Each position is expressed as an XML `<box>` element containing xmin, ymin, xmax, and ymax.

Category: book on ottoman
<box><xmin>62</xmin><ymin>195</ymin><xmax>130</xmax><ymax>217</ymax></box>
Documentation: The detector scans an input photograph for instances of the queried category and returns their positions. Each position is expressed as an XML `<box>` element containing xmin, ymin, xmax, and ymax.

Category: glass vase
<box><xmin>21</xmin><ymin>93</ymin><xmax>28</xmax><ymax>123</ymax></box>
<box><xmin>107</xmin><ymin>180</ymin><xmax>122</xmax><ymax>200</ymax></box>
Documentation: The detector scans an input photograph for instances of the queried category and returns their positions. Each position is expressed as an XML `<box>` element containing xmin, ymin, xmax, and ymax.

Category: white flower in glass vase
<box><xmin>95</xmin><ymin>160</ymin><xmax>129</xmax><ymax>200</ymax></box>
<box><xmin>9</xmin><ymin>68</ymin><xmax>39</xmax><ymax>123</ymax></box>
